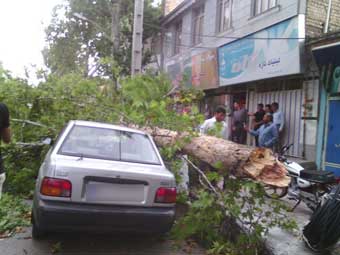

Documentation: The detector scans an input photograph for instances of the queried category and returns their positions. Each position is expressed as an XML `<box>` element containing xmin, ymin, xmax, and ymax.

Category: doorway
<box><xmin>324</xmin><ymin>99</ymin><xmax>340</xmax><ymax>176</ymax></box>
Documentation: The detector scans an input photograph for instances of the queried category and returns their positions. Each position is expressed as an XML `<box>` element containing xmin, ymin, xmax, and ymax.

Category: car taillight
<box><xmin>336</xmin><ymin>177</ymin><xmax>340</xmax><ymax>184</ymax></box>
<box><xmin>154</xmin><ymin>187</ymin><xmax>176</xmax><ymax>203</ymax></box>
<box><xmin>40</xmin><ymin>177</ymin><xmax>72</xmax><ymax>197</ymax></box>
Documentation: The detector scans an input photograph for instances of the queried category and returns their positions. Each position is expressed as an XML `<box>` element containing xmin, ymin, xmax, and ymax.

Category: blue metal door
<box><xmin>325</xmin><ymin>100</ymin><xmax>340</xmax><ymax>176</ymax></box>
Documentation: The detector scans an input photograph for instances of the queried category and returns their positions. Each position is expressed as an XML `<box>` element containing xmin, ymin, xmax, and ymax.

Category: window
<box><xmin>218</xmin><ymin>0</ymin><xmax>232</xmax><ymax>33</ymax></box>
<box><xmin>59</xmin><ymin>125</ymin><xmax>161</xmax><ymax>165</ymax></box>
<box><xmin>174</xmin><ymin>21</ymin><xmax>182</xmax><ymax>55</ymax></box>
<box><xmin>254</xmin><ymin>0</ymin><xmax>277</xmax><ymax>16</ymax></box>
<box><xmin>193</xmin><ymin>5</ymin><xmax>204</xmax><ymax>45</ymax></box>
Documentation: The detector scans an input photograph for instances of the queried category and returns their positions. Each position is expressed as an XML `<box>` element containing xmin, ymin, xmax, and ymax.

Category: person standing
<box><xmin>271</xmin><ymin>102</ymin><xmax>284</xmax><ymax>132</ymax></box>
<box><xmin>231</xmin><ymin>101</ymin><xmax>247</xmax><ymax>144</ymax></box>
<box><xmin>250</xmin><ymin>103</ymin><xmax>265</xmax><ymax>146</ymax></box>
<box><xmin>245</xmin><ymin>113</ymin><xmax>278</xmax><ymax>150</ymax></box>
<box><xmin>200</xmin><ymin>106</ymin><xmax>227</xmax><ymax>139</ymax></box>
<box><xmin>271</xmin><ymin>102</ymin><xmax>284</xmax><ymax>152</ymax></box>
<box><xmin>265</xmin><ymin>104</ymin><xmax>272</xmax><ymax>114</ymax></box>
<box><xmin>0</xmin><ymin>103</ymin><xmax>11</xmax><ymax>199</ymax></box>
<box><xmin>200</xmin><ymin>106</ymin><xmax>227</xmax><ymax>189</ymax></box>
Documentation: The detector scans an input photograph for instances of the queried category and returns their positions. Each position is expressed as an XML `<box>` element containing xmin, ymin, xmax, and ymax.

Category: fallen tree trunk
<box><xmin>142</xmin><ymin>127</ymin><xmax>290</xmax><ymax>187</ymax></box>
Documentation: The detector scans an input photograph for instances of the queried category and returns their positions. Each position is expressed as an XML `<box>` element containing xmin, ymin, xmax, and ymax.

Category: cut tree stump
<box><xmin>141</xmin><ymin>127</ymin><xmax>290</xmax><ymax>187</ymax></box>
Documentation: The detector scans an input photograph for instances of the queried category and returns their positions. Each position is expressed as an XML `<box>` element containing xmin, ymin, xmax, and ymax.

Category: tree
<box><xmin>43</xmin><ymin>0</ymin><xmax>161</xmax><ymax>78</ymax></box>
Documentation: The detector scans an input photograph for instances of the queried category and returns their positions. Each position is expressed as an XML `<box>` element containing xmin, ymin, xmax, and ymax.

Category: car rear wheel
<box><xmin>31</xmin><ymin>213</ymin><xmax>46</xmax><ymax>240</ymax></box>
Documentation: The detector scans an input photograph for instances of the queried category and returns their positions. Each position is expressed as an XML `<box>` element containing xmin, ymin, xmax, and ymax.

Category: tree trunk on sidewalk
<box><xmin>142</xmin><ymin>127</ymin><xmax>290</xmax><ymax>187</ymax></box>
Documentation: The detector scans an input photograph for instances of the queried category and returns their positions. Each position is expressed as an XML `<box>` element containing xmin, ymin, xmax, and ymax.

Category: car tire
<box><xmin>31</xmin><ymin>213</ymin><xmax>45</xmax><ymax>240</ymax></box>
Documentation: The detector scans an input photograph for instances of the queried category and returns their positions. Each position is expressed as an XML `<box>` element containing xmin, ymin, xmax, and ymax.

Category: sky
<box><xmin>0</xmin><ymin>0</ymin><xmax>161</xmax><ymax>83</ymax></box>
<box><xmin>0</xmin><ymin>0</ymin><xmax>63</xmax><ymax>81</ymax></box>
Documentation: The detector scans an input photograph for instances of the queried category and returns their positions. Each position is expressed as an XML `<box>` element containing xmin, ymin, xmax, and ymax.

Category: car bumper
<box><xmin>34</xmin><ymin>199</ymin><xmax>175</xmax><ymax>233</ymax></box>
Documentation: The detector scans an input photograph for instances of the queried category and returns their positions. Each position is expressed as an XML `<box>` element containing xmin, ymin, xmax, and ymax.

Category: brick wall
<box><xmin>306</xmin><ymin>0</ymin><xmax>340</xmax><ymax>38</ymax></box>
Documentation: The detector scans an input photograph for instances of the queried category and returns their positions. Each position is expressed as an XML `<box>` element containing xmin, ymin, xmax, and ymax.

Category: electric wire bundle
<box><xmin>303</xmin><ymin>184</ymin><xmax>340</xmax><ymax>252</ymax></box>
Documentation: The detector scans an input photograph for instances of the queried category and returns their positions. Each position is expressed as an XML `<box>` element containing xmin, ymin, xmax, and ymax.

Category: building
<box><xmin>308</xmin><ymin>33</ymin><xmax>340</xmax><ymax>175</ymax></box>
<box><xmin>160</xmin><ymin>0</ymin><xmax>340</xmax><ymax>173</ymax></box>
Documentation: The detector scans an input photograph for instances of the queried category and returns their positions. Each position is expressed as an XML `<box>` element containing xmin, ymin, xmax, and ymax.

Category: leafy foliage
<box><xmin>172</xmin><ymin>172</ymin><xmax>297</xmax><ymax>255</ymax></box>
<box><xmin>0</xmin><ymin>66</ymin><xmax>296</xmax><ymax>253</ymax></box>
<box><xmin>44</xmin><ymin>0</ymin><xmax>161</xmax><ymax>78</ymax></box>
<box><xmin>0</xmin><ymin>194</ymin><xmax>31</xmax><ymax>236</ymax></box>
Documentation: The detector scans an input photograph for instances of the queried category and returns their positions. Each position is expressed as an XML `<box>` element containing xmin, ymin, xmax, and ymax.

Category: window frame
<box><xmin>253</xmin><ymin>0</ymin><xmax>277</xmax><ymax>16</ymax></box>
<box><xmin>174</xmin><ymin>20</ymin><xmax>183</xmax><ymax>55</ymax></box>
<box><xmin>217</xmin><ymin>0</ymin><xmax>232</xmax><ymax>33</ymax></box>
<box><xmin>192</xmin><ymin>5</ymin><xmax>205</xmax><ymax>45</ymax></box>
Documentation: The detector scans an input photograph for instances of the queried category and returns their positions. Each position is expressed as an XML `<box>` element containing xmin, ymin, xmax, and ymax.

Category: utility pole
<box><xmin>131</xmin><ymin>0</ymin><xmax>144</xmax><ymax>76</ymax></box>
<box><xmin>111</xmin><ymin>0</ymin><xmax>121</xmax><ymax>52</ymax></box>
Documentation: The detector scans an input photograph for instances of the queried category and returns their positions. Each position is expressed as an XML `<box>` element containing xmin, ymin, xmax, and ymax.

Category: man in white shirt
<box><xmin>271</xmin><ymin>102</ymin><xmax>284</xmax><ymax>152</ymax></box>
<box><xmin>271</xmin><ymin>102</ymin><xmax>284</xmax><ymax>132</ymax></box>
<box><xmin>200</xmin><ymin>106</ymin><xmax>228</xmax><ymax>139</ymax></box>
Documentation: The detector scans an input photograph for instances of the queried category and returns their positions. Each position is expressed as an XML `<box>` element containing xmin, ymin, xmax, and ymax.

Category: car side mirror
<box><xmin>42</xmin><ymin>137</ymin><xmax>53</xmax><ymax>146</ymax></box>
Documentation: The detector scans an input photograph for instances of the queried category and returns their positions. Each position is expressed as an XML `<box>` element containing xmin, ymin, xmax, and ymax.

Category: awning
<box><xmin>312</xmin><ymin>41</ymin><xmax>340</xmax><ymax>93</ymax></box>
<box><xmin>312</xmin><ymin>41</ymin><xmax>340</xmax><ymax>66</ymax></box>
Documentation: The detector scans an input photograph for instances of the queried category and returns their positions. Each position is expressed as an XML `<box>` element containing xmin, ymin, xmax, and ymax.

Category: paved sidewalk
<box><xmin>267</xmin><ymin>198</ymin><xmax>340</xmax><ymax>255</ymax></box>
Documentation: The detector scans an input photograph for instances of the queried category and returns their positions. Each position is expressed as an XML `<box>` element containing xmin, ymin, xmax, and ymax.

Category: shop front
<box><xmin>216</xmin><ymin>16</ymin><xmax>310</xmax><ymax>158</ymax></box>
<box><xmin>312</xmin><ymin>41</ymin><xmax>340</xmax><ymax>176</ymax></box>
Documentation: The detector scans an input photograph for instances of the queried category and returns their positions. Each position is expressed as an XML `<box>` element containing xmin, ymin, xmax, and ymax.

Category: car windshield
<box><xmin>58</xmin><ymin>125</ymin><xmax>161</xmax><ymax>165</ymax></box>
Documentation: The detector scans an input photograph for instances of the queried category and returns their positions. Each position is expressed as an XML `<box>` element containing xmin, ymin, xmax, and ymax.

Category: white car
<box><xmin>32</xmin><ymin>120</ymin><xmax>176</xmax><ymax>239</ymax></box>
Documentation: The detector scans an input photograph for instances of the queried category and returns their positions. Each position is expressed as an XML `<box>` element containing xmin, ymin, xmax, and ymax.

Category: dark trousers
<box><xmin>255</xmin><ymin>135</ymin><xmax>259</xmax><ymax>147</ymax></box>
<box><xmin>232</xmin><ymin>127</ymin><xmax>247</xmax><ymax>145</ymax></box>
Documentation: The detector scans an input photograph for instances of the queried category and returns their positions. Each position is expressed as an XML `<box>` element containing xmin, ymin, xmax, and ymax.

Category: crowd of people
<box><xmin>200</xmin><ymin>101</ymin><xmax>285</xmax><ymax>151</ymax></box>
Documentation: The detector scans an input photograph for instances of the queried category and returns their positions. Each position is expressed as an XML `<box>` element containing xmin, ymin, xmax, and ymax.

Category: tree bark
<box><xmin>142</xmin><ymin>127</ymin><xmax>290</xmax><ymax>187</ymax></box>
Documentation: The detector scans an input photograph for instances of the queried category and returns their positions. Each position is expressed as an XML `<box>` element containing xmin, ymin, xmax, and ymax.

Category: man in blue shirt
<box><xmin>245</xmin><ymin>113</ymin><xmax>278</xmax><ymax>150</ymax></box>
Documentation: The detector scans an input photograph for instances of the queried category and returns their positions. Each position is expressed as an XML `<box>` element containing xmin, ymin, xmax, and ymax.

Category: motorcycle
<box><xmin>264</xmin><ymin>144</ymin><xmax>340</xmax><ymax>211</ymax></box>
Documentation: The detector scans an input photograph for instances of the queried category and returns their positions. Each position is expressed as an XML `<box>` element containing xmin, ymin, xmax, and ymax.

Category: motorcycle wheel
<box><xmin>264</xmin><ymin>185</ymin><xmax>288</xmax><ymax>199</ymax></box>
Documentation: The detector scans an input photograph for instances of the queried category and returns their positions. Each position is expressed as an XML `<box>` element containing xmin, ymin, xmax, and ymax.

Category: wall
<box><xmin>163</xmin><ymin>0</ymin><xmax>301</xmax><ymax>65</ymax></box>
<box><xmin>306</xmin><ymin>0</ymin><xmax>340</xmax><ymax>38</ymax></box>
<box><xmin>162</xmin><ymin>0</ymin><xmax>304</xmax><ymax>89</ymax></box>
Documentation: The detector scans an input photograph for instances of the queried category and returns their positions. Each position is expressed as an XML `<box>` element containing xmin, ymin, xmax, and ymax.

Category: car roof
<box><xmin>70</xmin><ymin>120</ymin><xmax>147</xmax><ymax>135</ymax></box>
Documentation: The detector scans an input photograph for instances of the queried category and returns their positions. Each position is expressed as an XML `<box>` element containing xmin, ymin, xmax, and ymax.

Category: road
<box><xmin>0</xmin><ymin>201</ymin><xmax>206</xmax><ymax>255</ymax></box>
<box><xmin>2</xmin><ymin>199</ymin><xmax>340</xmax><ymax>255</ymax></box>
<box><xmin>0</xmin><ymin>227</ymin><xmax>206</xmax><ymax>255</ymax></box>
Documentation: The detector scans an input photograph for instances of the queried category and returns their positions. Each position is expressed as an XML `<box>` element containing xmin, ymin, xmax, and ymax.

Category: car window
<box><xmin>58</xmin><ymin>125</ymin><xmax>161</xmax><ymax>165</ymax></box>
<box><xmin>120</xmin><ymin>131</ymin><xmax>160</xmax><ymax>165</ymax></box>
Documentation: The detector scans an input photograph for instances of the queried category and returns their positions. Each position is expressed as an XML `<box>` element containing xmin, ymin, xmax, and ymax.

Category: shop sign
<box><xmin>218</xmin><ymin>17</ymin><xmax>301</xmax><ymax>86</ymax></box>
<box><xmin>331</xmin><ymin>66</ymin><xmax>340</xmax><ymax>93</ymax></box>
<box><xmin>192</xmin><ymin>49</ymin><xmax>219</xmax><ymax>90</ymax></box>
<box><xmin>166</xmin><ymin>56</ymin><xmax>192</xmax><ymax>88</ymax></box>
